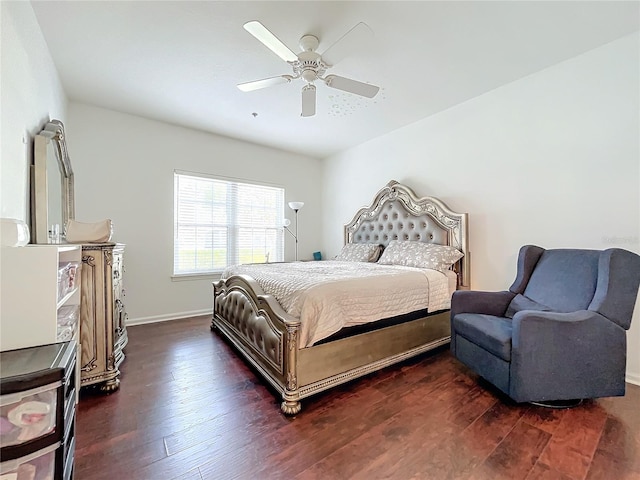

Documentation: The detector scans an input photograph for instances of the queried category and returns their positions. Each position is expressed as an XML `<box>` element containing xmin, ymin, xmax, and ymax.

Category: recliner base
<box><xmin>529</xmin><ymin>399</ymin><xmax>583</xmax><ymax>409</ymax></box>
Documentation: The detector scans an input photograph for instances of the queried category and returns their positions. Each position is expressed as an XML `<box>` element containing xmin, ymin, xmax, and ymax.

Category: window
<box><xmin>173</xmin><ymin>172</ymin><xmax>285</xmax><ymax>275</ymax></box>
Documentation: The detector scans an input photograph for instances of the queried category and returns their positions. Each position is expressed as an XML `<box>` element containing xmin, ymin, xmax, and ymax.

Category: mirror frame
<box><xmin>31</xmin><ymin>119</ymin><xmax>75</xmax><ymax>244</ymax></box>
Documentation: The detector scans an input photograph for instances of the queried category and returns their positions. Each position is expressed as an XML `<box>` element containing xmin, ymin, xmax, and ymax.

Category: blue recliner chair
<box><xmin>451</xmin><ymin>245</ymin><xmax>640</xmax><ymax>405</ymax></box>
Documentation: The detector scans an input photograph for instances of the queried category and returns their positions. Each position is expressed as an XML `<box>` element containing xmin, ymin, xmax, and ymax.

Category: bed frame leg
<box><xmin>281</xmin><ymin>398</ymin><xmax>302</xmax><ymax>415</ymax></box>
<box><xmin>281</xmin><ymin>324</ymin><xmax>302</xmax><ymax>415</ymax></box>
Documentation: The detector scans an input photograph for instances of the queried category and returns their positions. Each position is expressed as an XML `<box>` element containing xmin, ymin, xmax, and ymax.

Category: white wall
<box><xmin>321</xmin><ymin>34</ymin><xmax>640</xmax><ymax>382</ymax></box>
<box><xmin>67</xmin><ymin>103</ymin><xmax>323</xmax><ymax>324</ymax></box>
<box><xmin>0</xmin><ymin>1</ymin><xmax>67</xmax><ymax>222</ymax></box>
<box><xmin>4</xmin><ymin>2</ymin><xmax>638</xmax><ymax>382</ymax></box>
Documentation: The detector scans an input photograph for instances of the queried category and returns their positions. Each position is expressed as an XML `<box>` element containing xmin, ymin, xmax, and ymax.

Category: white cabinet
<box><xmin>0</xmin><ymin>245</ymin><xmax>81</xmax><ymax>351</ymax></box>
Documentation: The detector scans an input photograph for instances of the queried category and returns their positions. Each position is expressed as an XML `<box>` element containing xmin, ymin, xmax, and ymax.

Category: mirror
<box><xmin>47</xmin><ymin>143</ymin><xmax>63</xmax><ymax>228</ymax></box>
<box><xmin>31</xmin><ymin>119</ymin><xmax>75</xmax><ymax>244</ymax></box>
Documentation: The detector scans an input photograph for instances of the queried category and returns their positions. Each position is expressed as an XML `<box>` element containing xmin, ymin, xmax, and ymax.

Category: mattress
<box><xmin>222</xmin><ymin>261</ymin><xmax>454</xmax><ymax>347</ymax></box>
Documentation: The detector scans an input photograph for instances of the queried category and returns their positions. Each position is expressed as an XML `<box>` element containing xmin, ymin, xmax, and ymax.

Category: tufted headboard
<box><xmin>344</xmin><ymin>180</ymin><xmax>470</xmax><ymax>289</ymax></box>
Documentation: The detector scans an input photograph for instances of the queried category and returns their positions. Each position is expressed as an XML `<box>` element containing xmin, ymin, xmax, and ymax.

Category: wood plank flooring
<box><xmin>76</xmin><ymin>316</ymin><xmax>640</xmax><ymax>480</ymax></box>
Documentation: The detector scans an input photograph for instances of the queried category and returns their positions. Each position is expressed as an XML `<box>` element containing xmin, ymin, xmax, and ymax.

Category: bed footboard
<box><xmin>213</xmin><ymin>275</ymin><xmax>451</xmax><ymax>416</ymax></box>
<box><xmin>212</xmin><ymin>275</ymin><xmax>302</xmax><ymax>414</ymax></box>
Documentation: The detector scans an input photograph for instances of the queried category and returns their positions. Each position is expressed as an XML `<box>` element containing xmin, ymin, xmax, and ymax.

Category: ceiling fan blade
<box><xmin>237</xmin><ymin>75</ymin><xmax>292</xmax><ymax>92</ymax></box>
<box><xmin>324</xmin><ymin>75</ymin><xmax>379</xmax><ymax>98</ymax></box>
<box><xmin>301</xmin><ymin>84</ymin><xmax>316</xmax><ymax>117</ymax></box>
<box><xmin>244</xmin><ymin>21</ymin><xmax>298</xmax><ymax>63</ymax></box>
<box><xmin>320</xmin><ymin>22</ymin><xmax>373</xmax><ymax>67</ymax></box>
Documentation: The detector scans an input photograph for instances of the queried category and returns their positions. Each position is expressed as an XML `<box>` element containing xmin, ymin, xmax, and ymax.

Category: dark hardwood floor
<box><xmin>76</xmin><ymin>316</ymin><xmax>640</xmax><ymax>480</ymax></box>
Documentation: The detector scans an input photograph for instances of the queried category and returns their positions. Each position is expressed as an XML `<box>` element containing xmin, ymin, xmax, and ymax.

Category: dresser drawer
<box><xmin>56</xmin><ymin>305</ymin><xmax>79</xmax><ymax>342</ymax></box>
<box><xmin>0</xmin><ymin>382</ymin><xmax>60</xmax><ymax>449</ymax></box>
<box><xmin>57</xmin><ymin>262</ymin><xmax>79</xmax><ymax>303</ymax></box>
<box><xmin>0</xmin><ymin>441</ymin><xmax>59</xmax><ymax>479</ymax></box>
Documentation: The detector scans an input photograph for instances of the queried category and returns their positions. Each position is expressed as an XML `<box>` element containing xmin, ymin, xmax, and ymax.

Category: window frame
<box><xmin>172</xmin><ymin>170</ymin><xmax>285</xmax><ymax>278</ymax></box>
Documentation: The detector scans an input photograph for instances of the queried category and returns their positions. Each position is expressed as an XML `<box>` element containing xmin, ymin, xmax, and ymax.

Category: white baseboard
<box><xmin>127</xmin><ymin>309</ymin><xmax>211</xmax><ymax>326</ymax></box>
<box><xmin>626</xmin><ymin>370</ymin><xmax>640</xmax><ymax>386</ymax></box>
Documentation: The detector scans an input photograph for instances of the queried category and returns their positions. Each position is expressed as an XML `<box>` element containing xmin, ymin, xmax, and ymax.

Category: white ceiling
<box><xmin>31</xmin><ymin>1</ymin><xmax>639</xmax><ymax>159</ymax></box>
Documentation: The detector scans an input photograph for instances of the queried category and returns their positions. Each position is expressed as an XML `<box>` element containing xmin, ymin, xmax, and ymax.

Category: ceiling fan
<box><xmin>238</xmin><ymin>21</ymin><xmax>380</xmax><ymax>117</ymax></box>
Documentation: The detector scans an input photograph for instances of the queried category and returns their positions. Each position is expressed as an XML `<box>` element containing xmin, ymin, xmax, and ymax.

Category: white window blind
<box><xmin>174</xmin><ymin>172</ymin><xmax>285</xmax><ymax>275</ymax></box>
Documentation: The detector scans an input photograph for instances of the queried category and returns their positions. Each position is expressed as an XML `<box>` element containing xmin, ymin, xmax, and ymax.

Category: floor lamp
<box><xmin>284</xmin><ymin>201</ymin><xmax>304</xmax><ymax>261</ymax></box>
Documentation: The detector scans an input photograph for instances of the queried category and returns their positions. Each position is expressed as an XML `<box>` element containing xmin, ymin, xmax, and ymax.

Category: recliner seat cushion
<box><xmin>453</xmin><ymin>313</ymin><xmax>513</xmax><ymax>361</ymax></box>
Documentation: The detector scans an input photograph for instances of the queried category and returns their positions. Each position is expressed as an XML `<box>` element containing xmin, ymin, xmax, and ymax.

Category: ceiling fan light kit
<box><xmin>301</xmin><ymin>84</ymin><xmax>316</xmax><ymax>117</ymax></box>
<box><xmin>239</xmin><ymin>21</ymin><xmax>380</xmax><ymax>117</ymax></box>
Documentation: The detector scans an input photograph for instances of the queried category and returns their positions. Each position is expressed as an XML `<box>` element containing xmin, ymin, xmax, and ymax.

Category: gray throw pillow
<box><xmin>334</xmin><ymin>243</ymin><xmax>382</xmax><ymax>262</ymax></box>
<box><xmin>377</xmin><ymin>240</ymin><xmax>463</xmax><ymax>273</ymax></box>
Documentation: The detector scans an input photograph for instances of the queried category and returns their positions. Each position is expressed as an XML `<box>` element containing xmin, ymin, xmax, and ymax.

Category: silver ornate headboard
<box><xmin>344</xmin><ymin>180</ymin><xmax>470</xmax><ymax>289</ymax></box>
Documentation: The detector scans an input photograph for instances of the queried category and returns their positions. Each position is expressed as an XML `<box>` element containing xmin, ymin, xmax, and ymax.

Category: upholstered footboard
<box><xmin>212</xmin><ymin>275</ymin><xmax>303</xmax><ymax>414</ymax></box>
<box><xmin>213</xmin><ymin>275</ymin><xmax>451</xmax><ymax>415</ymax></box>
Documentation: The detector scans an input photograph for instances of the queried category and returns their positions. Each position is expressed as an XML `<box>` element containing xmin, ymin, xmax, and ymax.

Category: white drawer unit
<box><xmin>0</xmin><ymin>245</ymin><xmax>82</xmax><ymax>352</ymax></box>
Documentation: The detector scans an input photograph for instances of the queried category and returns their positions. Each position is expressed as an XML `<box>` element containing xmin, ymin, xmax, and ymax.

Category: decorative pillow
<box><xmin>65</xmin><ymin>219</ymin><xmax>113</xmax><ymax>243</ymax></box>
<box><xmin>334</xmin><ymin>243</ymin><xmax>382</xmax><ymax>262</ymax></box>
<box><xmin>377</xmin><ymin>240</ymin><xmax>463</xmax><ymax>273</ymax></box>
<box><xmin>505</xmin><ymin>294</ymin><xmax>552</xmax><ymax>319</ymax></box>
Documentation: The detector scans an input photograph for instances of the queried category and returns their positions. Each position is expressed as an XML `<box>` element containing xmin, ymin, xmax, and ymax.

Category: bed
<box><xmin>211</xmin><ymin>180</ymin><xmax>470</xmax><ymax>414</ymax></box>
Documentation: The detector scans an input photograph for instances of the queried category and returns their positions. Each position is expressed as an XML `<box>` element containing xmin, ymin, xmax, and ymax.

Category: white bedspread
<box><xmin>222</xmin><ymin>261</ymin><xmax>452</xmax><ymax>347</ymax></box>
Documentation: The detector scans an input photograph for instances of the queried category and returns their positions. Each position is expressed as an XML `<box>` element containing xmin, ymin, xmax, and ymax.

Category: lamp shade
<box><xmin>283</xmin><ymin>219</ymin><xmax>291</xmax><ymax>227</ymax></box>
<box><xmin>288</xmin><ymin>201</ymin><xmax>304</xmax><ymax>211</ymax></box>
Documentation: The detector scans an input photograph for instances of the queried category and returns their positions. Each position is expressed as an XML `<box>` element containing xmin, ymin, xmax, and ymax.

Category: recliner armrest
<box><xmin>511</xmin><ymin>309</ymin><xmax>616</xmax><ymax>338</ymax></box>
<box><xmin>509</xmin><ymin>310</ymin><xmax>626</xmax><ymax>402</ymax></box>
<box><xmin>512</xmin><ymin>310</ymin><xmax>619</xmax><ymax>354</ymax></box>
<box><xmin>450</xmin><ymin>290</ymin><xmax>515</xmax><ymax>319</ymax></box>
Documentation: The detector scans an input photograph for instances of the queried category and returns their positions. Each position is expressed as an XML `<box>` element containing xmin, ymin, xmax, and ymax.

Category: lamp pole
<box><xmin>287</xmin><ymin>201</ymin><xmax>304</xmax><ymax>261</ymax></box>
<box><xmin>293</xmin><ymin>208</ymin><xmax>299</xmax><ymax>261</ymax></box>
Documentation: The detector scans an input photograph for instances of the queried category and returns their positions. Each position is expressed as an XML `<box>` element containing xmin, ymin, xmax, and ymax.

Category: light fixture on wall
<box><xmin>284</xmin><ymin>201</ymin><xmax>304</xmax><ymax>261</ymax></box>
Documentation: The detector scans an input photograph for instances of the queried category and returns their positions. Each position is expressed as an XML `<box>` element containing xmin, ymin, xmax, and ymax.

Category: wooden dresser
<box><xmin>79</xmin><ymin>243</ymin><xmax>128</xmax><ymax>391</ymax></box>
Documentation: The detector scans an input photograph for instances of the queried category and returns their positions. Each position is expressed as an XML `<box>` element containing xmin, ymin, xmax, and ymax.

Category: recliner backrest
<box><xmin>523</xmin><ymin>249</ymin><xmax>600</xmax><ymax>313</ymax></box>
<box><xmin>588</xmin><ymin>248</ymin><xmax>640</xmax><ymax>330</ymax></box>
<box><xmin>509</xmin><ymin>245</ymin><xmax>545</xmax><ymax>294</ymax></box>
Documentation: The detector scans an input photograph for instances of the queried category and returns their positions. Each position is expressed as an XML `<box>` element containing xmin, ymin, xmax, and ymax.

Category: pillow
<box><xmin>377</xmin><ymin>240</ymin><xmax>463</xmax><ymax>273</ymax></box>
<box><xmin>505</xmin><ymin>294</ymin><xmax>552</xmax><ymax>319</ymax></box>
<box><xmin>65</xmin><ymin>219</ymin><xmax>113</xmax><ymax>243</ymax></box>
<box><xmin>334</xmin><ymin>243</ymin><xmax>382</xmax><ymax>262</ymax></box>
